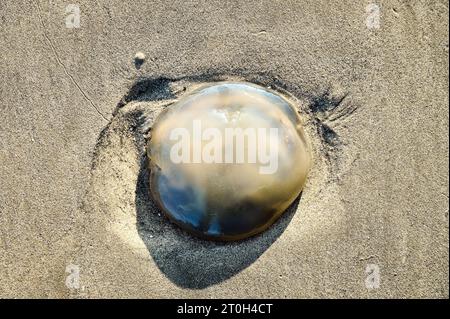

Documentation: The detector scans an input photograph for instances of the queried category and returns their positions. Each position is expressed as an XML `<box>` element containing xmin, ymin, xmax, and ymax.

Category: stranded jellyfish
<box><xmin>147</xmin><ymin>82</ymin><xmax>311</xmax><ymax>241</ymax></box>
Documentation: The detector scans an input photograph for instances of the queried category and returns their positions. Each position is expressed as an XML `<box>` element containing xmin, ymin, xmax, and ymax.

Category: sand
<box><xmin>0</xmin><ymin>0</ymin><xmax>448</xmax><ymax>298</ymax></box>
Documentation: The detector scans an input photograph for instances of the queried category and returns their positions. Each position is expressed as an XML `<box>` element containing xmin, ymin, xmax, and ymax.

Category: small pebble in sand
<box><xmin>147</xmin><ymin>82</ymin><xmax>312</xmax><ymax>241</ymax></box>
<box><xmin>134</xmin><ymin>51</ymin><xmax>146</xmax><ymax>68</ymax></box>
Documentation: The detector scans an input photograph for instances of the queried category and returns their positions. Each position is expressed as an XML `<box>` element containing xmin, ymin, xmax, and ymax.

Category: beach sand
<box><xmin>0</xmin><ymin>0</ymin><xmax>448</xmax><ymax>298</ymax></box>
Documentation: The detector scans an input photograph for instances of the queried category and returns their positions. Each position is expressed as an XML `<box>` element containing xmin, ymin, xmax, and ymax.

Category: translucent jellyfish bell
<box><xmin>147</xmin><ymin>82</ymin><xmax>311</xmax><ymax>241</ymax></box>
